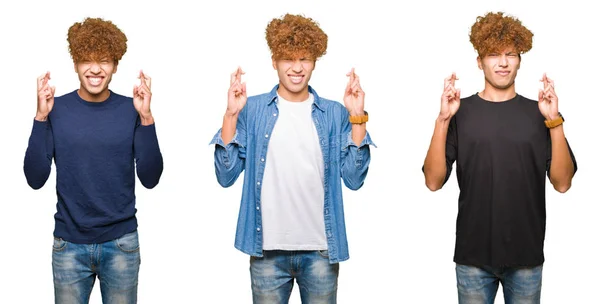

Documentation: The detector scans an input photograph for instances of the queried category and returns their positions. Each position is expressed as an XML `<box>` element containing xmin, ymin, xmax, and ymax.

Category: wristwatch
<box><xmin>349</xmin><ymin>111</ymin><xmax>368</xmax><ymax>124</ymax></box>
<box><xmin>544</xmin><ymin>112</ymin><xmax>564</xmax><ymax>128</ymax></box>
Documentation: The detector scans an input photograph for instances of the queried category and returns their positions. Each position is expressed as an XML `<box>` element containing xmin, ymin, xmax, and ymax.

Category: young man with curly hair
<box><xmin>210</xmin><ymin>13</ymin><xmax>374</xmax><ymax>303</ymax></box>
<box><xmin>24</xmin><ymin>17</ymin><xmax>163</xmax><ymax>303</ymax></box>
<box><xmin>422</xmin><ymin>12</ymin><xmax>577</xmax><ymax>304</ymax></box>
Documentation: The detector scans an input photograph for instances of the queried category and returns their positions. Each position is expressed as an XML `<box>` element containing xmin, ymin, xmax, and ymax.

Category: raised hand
<box><xmin>226</xmin><ymin>66</ymin><xmax>247</xmax><ymax>117</ymax></box>
<box><xmin>343</xmin><ymin>68</ymin><xmax>365</xmax><ymax>116</ymax></box>
<box><xmin>36</xmin><ymin>71</ymin><xmax>56</xmax><ymax>121</ymax></box>
<box><xmin>538</xmin><ymin>73</ymin><xmax>559</xmax><ymax>120</ymax></box>
<box><xmin>133</xmin><ymin>70</ymin><xmax>154</xmax><ymax>124</ymax></box>
<box><xmin>439</xmin><ymin>73</ymin><xmax>461</xmax><ymax>121</ymax></box>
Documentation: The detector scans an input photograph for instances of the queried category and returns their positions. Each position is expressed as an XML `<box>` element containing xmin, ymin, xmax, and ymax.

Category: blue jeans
<box><xmin>250</xmin><ymin>250</ymin><xmax>339</xmax><ymax>304</ymax></box>
<box><xmin>52</xmin><ymin>230</ymin><xmax>141</xmax><ymax>304</ymax></box>
<box><xmin>456</xmin><ymin>264</ymin><xmax>543</xmax><ymax>304</ymax></box>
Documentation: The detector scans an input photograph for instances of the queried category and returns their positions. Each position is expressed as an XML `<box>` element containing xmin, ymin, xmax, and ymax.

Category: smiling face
<box><xmin>74</xmin><ymin>58</ymin><xmax>117</xmax><ymax>102</ymax></box>
<box><xmin>272</xmin><ymin>53</ymin><xmax>315</xmax><ymax>102</ymax></box>
<box><xmin>478</xmin><ymin>47</ymin><xmax>521</xmax><ymax>91</ymax></box>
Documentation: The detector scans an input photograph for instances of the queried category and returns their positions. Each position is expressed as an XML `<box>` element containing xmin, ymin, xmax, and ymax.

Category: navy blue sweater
<box><xmin>24</xmin><ymin>90</ymin><xmax>163</xmax><ymax>244</ymax></box>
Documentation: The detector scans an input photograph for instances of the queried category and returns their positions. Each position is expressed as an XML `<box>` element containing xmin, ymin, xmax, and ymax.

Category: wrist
<box><xmin>436</xmin><ymin>113</ymin><xmax>451</xmax><ymax>124</ymax></box>
<box><xmin>35</xmin><ymin>113</ymin><xmax>48</xmax><ymax>122</ymax></box>
<box><xmin>348</xmin><ymin>109</ymin><xmax>365</xmax><ymax>116</ymax></box>
<box><xmin>139</xmin><ymin>113</ymin><xmax>154</xmax><ymax>126</ymax></box>
<box><xmin>545</xmin><ymin>113</ymin><xmax>559</xmax><ymax>121</ymax></box>
<box><xmin>224</xmin><ymin>111</ymin><xmax>239</xmax><ymax>121</ymax></box>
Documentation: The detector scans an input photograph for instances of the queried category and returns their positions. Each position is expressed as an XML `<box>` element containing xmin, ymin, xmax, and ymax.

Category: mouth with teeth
<box><xmin>87</xmin><ymin>76</ymin><xmax>104</xmax><ymax>87</ymax></box>
<box><xmin>289</xmin><ymin>75</ymin><xmax>304</xmax><ymax>84</ymax></box>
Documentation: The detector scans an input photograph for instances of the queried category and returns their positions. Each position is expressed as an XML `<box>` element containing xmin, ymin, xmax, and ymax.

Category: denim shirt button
<box><xmin>256</xmin><ymin>206</ymin><xmax>260</xmax><ymax>210</ymax></box>
<box><xmin>257</xmin><ymin>227</ymin><xmax>261</xmax><ymax>232</ymax></box>
<box><xmin>273</xmin><ymin>113</ymin><xmax>277</xmax><ymax>116</ymax></box>
<box><xmin>257</xmin><ymin>182</ymin><xmax>260</xmax><ymax>185</ymax></box>
<box><xmin>265</xmin><ymin>134</ymin><xmax>269</xmax><ymax>138</ymax></box>
<box><xmin>261</xmin><ymin>158</ymin><xmax>265</xmax><ymax>162</ymax></box>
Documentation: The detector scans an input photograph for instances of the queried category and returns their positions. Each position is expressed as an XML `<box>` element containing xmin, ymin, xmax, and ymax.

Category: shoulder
<box><xmin>459</xmin><ymin>93</ymin><xmax>480</xmax><ymax>105</ymax></box>
<box><xmin>517</xmin><ymin>94</ymin><xmax>539</xmax><ymax>105</ymax></box>
<box><xmin>247</xmin><ymin>91</ymin><xmax>274</xmax><ymax>106</ymax></box>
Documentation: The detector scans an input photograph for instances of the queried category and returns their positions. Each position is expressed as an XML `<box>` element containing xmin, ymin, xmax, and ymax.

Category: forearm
<box><xmin>134</xmin><ymin>124</ymin><xmax>163</xmax><ymax>189</ymax></box>
<box><xmin>221</xmin><ymin>114</ymin><xmax>238</xmax><ymax>145</ymax></box>
<box><xmin>423</xmin><ymin>117</ymin><xmax>450</xmax><ymax>191</ymax></box>
<box><xmin>549</xmin><ymin>125</ymin><xmax>575</xmax><ymax>192</ymax></box>
<box><xmin>24</xmin><ymin>120</ymin><xmax>52</xmax><ymax>189</ymax></box>
<box><xmin>351</xmin><ymin>122</ymin><xmax>366</xmax><ymax>146</ymax></box>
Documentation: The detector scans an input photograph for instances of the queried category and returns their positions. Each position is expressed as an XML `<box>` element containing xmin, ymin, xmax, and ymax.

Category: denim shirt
<box><xmin>210</xmin><ymin>85</ymin><xmax>375</xmax><ymax>263</ymax></box>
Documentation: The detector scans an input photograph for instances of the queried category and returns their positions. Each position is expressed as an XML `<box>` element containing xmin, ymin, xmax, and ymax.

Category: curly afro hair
<box><xmin>67</xmin><ymin>17</ymin><xmax>127</xmax><ymax>63</ymax></box>
<box><xmin>265</xmin><ymin>14</ymin><xmax>328</xmax><ymax>60</ymax></box>
<box><xmin>469</xmin><ymin>12</ymin><xmax>533</xmax><ymax>57</ymax></box>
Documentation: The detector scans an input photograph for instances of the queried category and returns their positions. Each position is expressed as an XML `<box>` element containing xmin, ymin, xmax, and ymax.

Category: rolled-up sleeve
<box><xmin>340</xmin><ymin>128</ymin><xmax>376</xmax><ymax>191</ymax></box>
<box><xmin>210</xmin><ymin>113</ymin><xmax>247</xmax><ymax>188</ymax></box>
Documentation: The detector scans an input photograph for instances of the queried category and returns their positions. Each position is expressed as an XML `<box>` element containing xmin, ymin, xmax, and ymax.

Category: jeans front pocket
<box><xmin>115</xmin><ymin>230</ymin><xmax>140</xmax><ymax>253</ymax></box>
<box><xmin>317</xmin><ymin>249</ymin><xmax>330</xmax><ymax>259</ymax></box>
<box><xmin>52</xmin><ymin>237</ymin><xmax>67</xmax><ymax>252</ymax></box>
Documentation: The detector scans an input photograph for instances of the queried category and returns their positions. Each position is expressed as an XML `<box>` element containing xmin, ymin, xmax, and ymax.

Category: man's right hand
<box><xmin>36</xmin><ymin>72</ymin><xmax>56</xmax><ymax>121</ymax></box>
<box><xmin>226</xmin><ymin>67</ymin><xmax>247</xmax><ymax>117</ymax></box>
<box><xmin>439</xmin><ymin>73</ymin><xmax>461</xmax><ymax>121</ymax></box>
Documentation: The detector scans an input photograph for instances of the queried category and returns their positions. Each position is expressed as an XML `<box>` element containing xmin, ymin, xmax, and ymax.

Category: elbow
<box><xmin>424</xmin><ymin>174</ymin><xmax>444</xmax><ymax>192</ymax></box>
<box><xmin>141</xmin><ymin>179</ymin><xmax>159</xmax><ymax>189</ymax></box>
<box><xmin>218</xmin><ymin>179</ymin><xmax>235</xmax><ymax>188</ymax></box>
<box><xmin>342</xmin><ymin>178</ymin><xmax>364</xmax><ymax>191</ymax></box>
<box><xmin>553</xmin><ymin>182</ymin><xmax>571</xmax><ymax>194</ymax></box>
<box><xmin>550</xmin><ymin>173</ymin><xmax>574</xmax><ymax>193</ymax></box>
<box><xmin>216</xmin><ymin>171</ymin><xmax>238</xmax><ymax>188</ymax></box>
<box><xmin>27</xmin><ymin>179</ymin><xmax>45</xmax><ymax>190</ymax></box>
<box><xmin>24</xmin><ymin>171</ymin><xmax>47</xmax><ymax>190</ymax></box>
<box><xmin>216</xmin><ymin>173</ymin><xmax>238</xmax><ymax>188</ymax></box>
<box><xmin>425</xmin><ymin>181</ymin><xmax>443</xmax><ymax>192</ymax></box>
<box><xmin>139</xmin><ymin>169</ymin><xmax>163</xmax><ymax>189</ymax></box>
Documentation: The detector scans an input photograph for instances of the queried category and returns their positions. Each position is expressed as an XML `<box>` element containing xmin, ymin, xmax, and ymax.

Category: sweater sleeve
<box><xmin>24</xmin><ymin>119</ymin><xmax>54</xmax><ymax>189</ymax></box>
<box><xmin>133</xmin><ymin>120</ymin><xmax>163</xmax><ymax>189</ymax></box>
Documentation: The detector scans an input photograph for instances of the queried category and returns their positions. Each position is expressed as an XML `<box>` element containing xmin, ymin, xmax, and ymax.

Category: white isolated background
<box><xmin>0</xmin><ymin>0</ymin><xmax>597</xmax><ymax>303</ymax></box>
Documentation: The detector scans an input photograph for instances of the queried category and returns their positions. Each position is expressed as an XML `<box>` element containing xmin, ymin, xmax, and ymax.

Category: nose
<box><xmin>90</xmin><ymin>62</ymin><xmax>101</xmax><ymax>73</ymax></box>
<box><xmin>498</xmin><ymin>54</ymin><xmax>509</xmax><ymax>67</ymax></box>
<box><xmin>291</xmin><ymin>60</ymin><xmax>303</xmax><ymax>73</ymax></box>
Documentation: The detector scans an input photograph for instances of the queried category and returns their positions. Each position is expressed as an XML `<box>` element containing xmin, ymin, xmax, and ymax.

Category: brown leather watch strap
<box><xmin>544</xmin><ymin>113</ymin><xmax>564</xmax><ymax>128</ymax></box>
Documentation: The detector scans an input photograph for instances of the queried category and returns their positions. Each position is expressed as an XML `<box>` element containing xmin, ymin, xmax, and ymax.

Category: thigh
<box><xmin>296</xmin><ymin>250</ymin><xmax>339</xmax><ymax>304</ymax></box>
<box><xmin>455</xmin><ymin>264</ymin><xmax>499</xmax><ymax>304</ymax></box>
<box><xmin>250</xmin><ymin>251</ymin><xmax>294</xmax><ymax>304</ymax></box>
<box><xmin>52</xmin><ymin>237</ymin><xmax>96</xmax><ymax>304</ymax></box>
<box><xmin>502</xmin><ymin>265</ymin><xmax>543</xmax><ymax>304</ymax></box>
<box><xmin>97</xmin><ymin>230</ymin><xmax>141</xmax><ymax>304</ymax></box>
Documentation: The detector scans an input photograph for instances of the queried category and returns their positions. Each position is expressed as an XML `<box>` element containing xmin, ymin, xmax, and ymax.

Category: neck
<box><xmin>277</xmin><ymin>85</ymin><xmax>309</xmax><ymax>102</ymax></box>
<box><xmin>78</xmin><ymin>87</ymin><xmax>110</xmax><ymax>103</ymax></box>
<box><xmin>478</xmin><ymin>83</ymin><xmax>516</xmax><ymax>102</ymax></box>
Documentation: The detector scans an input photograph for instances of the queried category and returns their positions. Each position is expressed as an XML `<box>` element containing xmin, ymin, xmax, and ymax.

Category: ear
<box><xmin>272</xmin><ymin>58</ymin><xmax>277</xmax><ymax>70</ymax></box>
<box><xmin>476</xmin><ymin>56</ymin><xmax>482</xmax><ymax>70</ymax></box>
<box><xmin>113</xmin><ymin>61</ymin><xmax>118</xmax><ymax>74</ymax></box>
<box><xmin>74</xmin><ymin>61</ymin><xmax>78</xmax><ymax>73</ymax></box>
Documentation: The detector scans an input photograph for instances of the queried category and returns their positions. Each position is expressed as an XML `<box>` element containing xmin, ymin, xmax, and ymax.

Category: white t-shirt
<box><xmin>261</xmin><ymin>93</ymin><xmax>327</xmax><ymax>250</ymax></box>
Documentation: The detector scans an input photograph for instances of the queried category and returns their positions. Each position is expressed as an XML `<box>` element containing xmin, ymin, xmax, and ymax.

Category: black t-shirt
<box><xmin>444</xmin><ymin>93</ymin><xmax>577</xmax><ymax>268</ymax></box>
